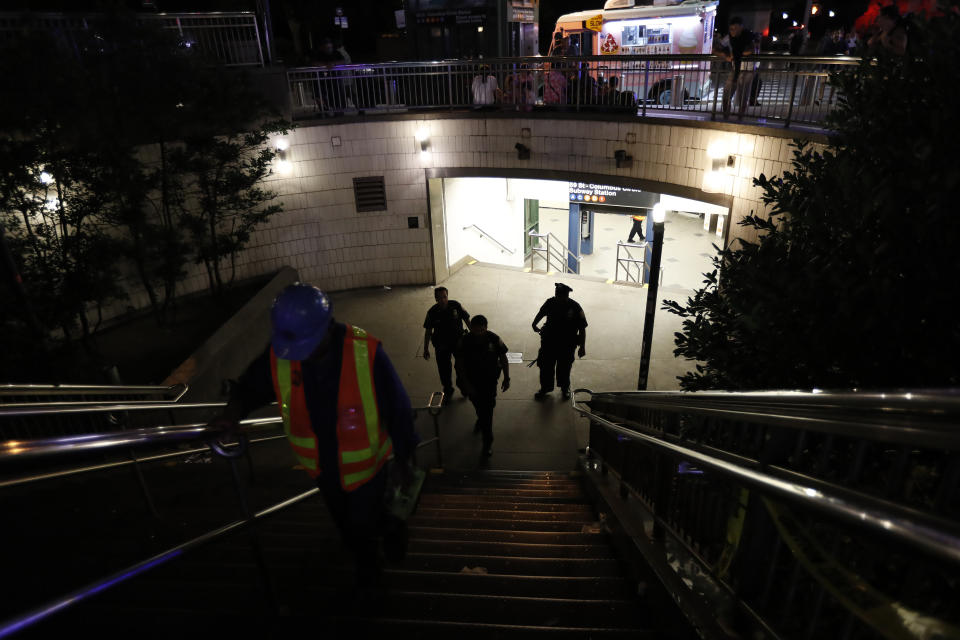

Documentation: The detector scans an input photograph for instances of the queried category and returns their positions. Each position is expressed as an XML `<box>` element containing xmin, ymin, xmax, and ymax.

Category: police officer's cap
<box><xmin>555</xmin><ymin>283</ymin><xmax>573</xmax><ymax>293</ymax></box>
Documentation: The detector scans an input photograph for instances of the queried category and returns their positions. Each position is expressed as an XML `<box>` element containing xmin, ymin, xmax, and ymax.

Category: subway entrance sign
<box><xmin>568</xmin><ymin>182</ymin><xmax>658</xmax><ymax>208</ymax></box>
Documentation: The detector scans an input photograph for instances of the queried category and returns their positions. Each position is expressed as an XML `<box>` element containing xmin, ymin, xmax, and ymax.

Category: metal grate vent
<box><xmin>353</xmin><ymin>176</ymin><xmax>387</xmax><ymax>212</ymax></box>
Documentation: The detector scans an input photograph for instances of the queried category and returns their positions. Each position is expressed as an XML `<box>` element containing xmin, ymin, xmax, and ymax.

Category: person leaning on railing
<box><xmin>209</xmin><ymin>283</ymin><xmax>420</xmax><ymax>594</ymax></box>
<box><xmin>714</xmin><ymin>16</ymin><xmax>756</xmax><ymax>120</ymax></box>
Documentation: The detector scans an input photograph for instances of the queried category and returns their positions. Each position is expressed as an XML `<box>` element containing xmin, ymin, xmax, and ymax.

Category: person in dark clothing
<box><xmin>532</xmin><ymin>282</ymin><xmax>587</xmax><ymax>401</ymax></box>
<box><xmin>209</xmin><ymin>283</ymin><xmax>419</xmax><ymax>589</ymax></box>
<box><xmin>455</xmin><ymin>315</ymin><xmax>510</xmax><ymax>457</ymax></box>
<box><xmin>627</xmin><ymin>212</ymin><xmax>646</xmax><ymax>243</ymax></box>
<box><xmin>423</xmin><ymin>286</ymin><xmax>470</xmax><ymax>402</ymax></box>
<box><xmin>714</xmin><ymin>16</ymin><xmax>755</xmax><ymax>119</ymax></box>
<box><xmin>312</xmin><ymin>37</ymin><xmax>346</xmax><ymax>115</ymax></box>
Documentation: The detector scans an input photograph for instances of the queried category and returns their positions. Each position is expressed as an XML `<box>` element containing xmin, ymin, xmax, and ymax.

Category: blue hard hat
<box><xmin>270</xmin><ymin>283</ymin><xmax>333</xmax><ymax>360</ymax></box>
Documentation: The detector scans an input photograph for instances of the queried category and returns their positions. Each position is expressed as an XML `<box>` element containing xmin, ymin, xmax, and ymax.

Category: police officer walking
<box><xmin>532</xmin><ymin>283</ymin><xmax>587</xmax><ymax>400</ymax></box>
<box><xmin>456</xmin><ymin>315</ymin><xmax>510</xmax><ymax>457</ymax></box>
<box><xmin>423</xmin><ymin>286</ymin><xmax>470</xmax><ymax>403</ymax></box>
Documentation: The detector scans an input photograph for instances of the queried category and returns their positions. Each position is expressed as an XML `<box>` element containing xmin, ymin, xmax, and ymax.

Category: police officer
<box><xmin>423</xmin><ymin>286</ymin><xmax>470</xmax><ymax>402</ymax></box>
<box><xmin>456</xmin><ymin>315</ymin><xmax>510</xmax><ymax>457</ymax></box>
<box><xmin>532</xmin><ymin>282</ymin><xmax>587</xmax><ymax>400</ymax></box>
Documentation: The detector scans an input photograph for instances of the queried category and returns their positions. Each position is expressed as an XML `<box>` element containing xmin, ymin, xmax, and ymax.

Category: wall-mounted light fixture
<box><xmin>331</xmin><ymin>136</ymin><xmax>342</xmax><ymax>147</ymax></box>
<box><xmin>274</xmin><ymin>139</ymin><xmax>292</xmax><ymax>175</ymax></box>
<box><xmin>614</xmin><ymin>149</ymin><xmax>633</xmax><ymax>169</ymax></box>
<box><xmin>39</xmin><ymin>171</ymin><xmax>54</xmax><ymax>185</ymax></box>
<box><xmin>515</xmin><ymin>143</ymin><xmax>530</xmax><ymax>160</ymax></box>
<box><xmin>625</xmin><ymin>132</ymin><xmax>637</xmax><ymax>144</ymax></box>
<box><xmin>702</xmin><ymin>138</ymin><xmax>737</xmax><ymax>193</ymax></box>
<box><xmin>415</xmin><ymin>128</ymin><xmax>430</xmax><ymax>152</ymax></box>
<box><xmin>521</xmin><ymin>127</ymin><xmax>531</xmax><ymax>139</ymax></box>
<box><xmin>477</xmin><ymin>25</ymin><xmax>484</xmax><ymax>33</ymax></box>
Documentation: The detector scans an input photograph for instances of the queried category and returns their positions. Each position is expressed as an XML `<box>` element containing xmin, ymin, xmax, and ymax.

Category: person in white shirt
<box><xmin>471</xmin><ymin>65</ymin><xmax>500</xmax><ymax>108</ymax></box>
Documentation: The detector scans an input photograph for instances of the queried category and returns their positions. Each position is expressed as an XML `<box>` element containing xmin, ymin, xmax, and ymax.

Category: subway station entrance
<box><xmin>426</xmin><ymin>175</ymin><xmax>730</xmax><ymax>291</ymax></box>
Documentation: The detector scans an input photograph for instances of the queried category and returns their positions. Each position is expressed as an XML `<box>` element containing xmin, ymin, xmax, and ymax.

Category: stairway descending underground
<box><xmin>25</xmin><ymin>469</ymin><xmax>695</xmax><ymax>638</ymax></box>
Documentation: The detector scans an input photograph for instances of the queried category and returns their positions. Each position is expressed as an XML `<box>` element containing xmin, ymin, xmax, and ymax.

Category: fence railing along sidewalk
<box><xmin>0</xmin><ymin>11</ymin><xmax>265</xmax><ymax>66</ymax></box>
<box><xmin>288</xmin><ymin>54</ymin><xmax>860</xmax><ymax>130</ymax></box>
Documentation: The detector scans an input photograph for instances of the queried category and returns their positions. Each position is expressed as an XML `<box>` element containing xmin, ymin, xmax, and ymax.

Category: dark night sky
<box><xmin>1</xmin><ymin>0</ymin><xmax>873</xmax><ymax>60</ymax></box>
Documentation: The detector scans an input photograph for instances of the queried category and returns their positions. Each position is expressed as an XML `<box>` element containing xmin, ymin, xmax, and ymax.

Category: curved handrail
<box><xmin>572</xmin><ymin>389</ymin><xmax>960</xmax><ymax>566</ymax></box>
<box><xmin>463</xmin><ymin>225</ymin><xmax>515</xmax><ymax>255</ymax></box>
<box><xmin>0</xmin><ymin>383</ymin><xmax>188</xmax><ymax>401</ymax></box>
<box><xmin>0</xmin><ymin>485</ymin><xmax>320</xmax><ymax>639</ymax></box>
<box><xmin>580</xmin><ymin>389</ymin><xmax>960</xmax><ymax>449</ymax></box>
<box><xmin>0</xmin><ymin>398</ymin><xmax>445</xmax><ymax>636</ymax></box>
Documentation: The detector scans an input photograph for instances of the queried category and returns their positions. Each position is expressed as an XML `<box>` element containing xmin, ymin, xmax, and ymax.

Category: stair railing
<box><xmin>0</xmin><ymin>391</ymin><xmax>444</xmax><ymax>636</ymax></box>
<box><xmin>528</xmin><ymin>231</ymin><xmax>581</xmax><ymax>274</ymax></box>
<box><xmin>462</xmin><ymin>225</ymin><xmax>515</xmax><ymax>255</ymax></box>
<box><xmin>572</xmin><ymin>388</ymin><xmax>960</xmax><ymax>640</ymax></box>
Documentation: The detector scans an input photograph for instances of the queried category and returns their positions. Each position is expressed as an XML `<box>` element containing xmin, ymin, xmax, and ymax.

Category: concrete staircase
<box><xmin>20</xmin><ymin>470</ymin><xmax>693</xmax><ymax>638</ymax></box>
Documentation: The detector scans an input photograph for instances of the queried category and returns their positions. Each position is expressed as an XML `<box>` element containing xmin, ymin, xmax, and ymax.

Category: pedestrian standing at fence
<box><xmin>456</xmin><ymin>315</ymin><xmax>510</xmax><ymax>457</ymax></box>
<box><xmin>714</xmin><ymin>17</ymin><xmax>755</xmax><ymax>120</ymax></box>
<box><xmin>532</xmin><ymin>283</ymin><xmax>587</xmax><ymax>401</ymax></box>
<box><xmin>423</xmin><ymin>287</ymin><xmax>470</xmax><ymax>402</ymax></box>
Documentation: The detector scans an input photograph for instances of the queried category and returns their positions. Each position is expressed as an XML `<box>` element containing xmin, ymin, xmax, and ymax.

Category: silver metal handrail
<box><xmin>462</xmin><ymin>225</ymin><xmax>515</xmax><ymax>255</ymax></box>
<box><xmin>0</xmin><ymin>394</ymin><xmax>445</xmax><ymax>636</ymax></box>
<box><xmin>583</xmin><ymin>389</ymin><xmax>960</xmax><ymax>449</ymax></box>
<box><xmin>0</xmin><ymin>383</ymin><xmax>188</xmax><ymax>400</ymax></box>
<box><xmin>572</xmin><ymin>389</ymin><xmax>960</xmax><ymax>566</ymax></box>
<box><xmin>528</xmin><ymin>231</ymin><xmax>581</xmax><ymax>274</ymax></box>
<box><xmin>615</xmin><ymin>240</ymin><xmax>647</xmax><ymax>284</ymax></box>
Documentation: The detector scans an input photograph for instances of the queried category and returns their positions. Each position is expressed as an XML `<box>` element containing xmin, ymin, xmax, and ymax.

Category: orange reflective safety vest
<box><xmin>270</xmin><ymin>325</ymin><xmax>393</xmax><ymax>492</ymax></box>
<box><xmin>632</xmin><ymin>214</ymin><xmax>646</xmax><ymax>222</ymax></box>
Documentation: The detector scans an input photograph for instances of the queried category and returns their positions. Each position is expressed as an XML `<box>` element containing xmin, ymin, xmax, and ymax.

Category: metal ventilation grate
<box><xmin>353</xmin><ymin>176</ymin><xmax>387</xmax><ymax>212</ymax></box>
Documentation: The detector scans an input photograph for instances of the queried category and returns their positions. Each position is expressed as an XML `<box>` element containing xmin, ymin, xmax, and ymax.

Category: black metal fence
<box><xmin>288</xmin><ymin>55</ymin><xmax>860</xmax><ymax>129</ymax></box>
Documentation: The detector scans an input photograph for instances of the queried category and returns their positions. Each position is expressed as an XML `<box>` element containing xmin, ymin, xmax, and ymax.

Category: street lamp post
<box><xmin>637</xmin><ymin>202</ymin><xmax>666</xmax><ymax>390</ymax></box>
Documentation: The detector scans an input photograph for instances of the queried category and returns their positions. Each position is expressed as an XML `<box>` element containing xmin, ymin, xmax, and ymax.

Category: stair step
<box><xmin>422</xmin><ymin>487</ymin><xmax>585</xmax><ymax>498</ymax></box>
<box><xmin>282</xmin><ymin>589</ymin><xmax>645</xmax><ymax>629</ymax></box>
<box><xmin>404</xmin><ymin>552</ymin><xmax>623</xmax><ymax>577</ymax></box>
<box><xmin>413</xmin><ymin>508</ymin><xmax>596</xmax><ymax>523</ymax></box>
<box><xmin>416</xmin><ymin>500</ymin><xmax>593</xmax><ymax>514</ymax></box>
<box><xmin>384</xmin><ymin>569</ymin><xmax>636</xmax><ymax>599</ymax></box>
<box><xmin>408</xmin><ymin>539</ymin><xmax>614</xmax><ymax>559</ymax></box>
<box><xmin>427</xmin><ymin>476</ymin><xmax>583</xmax><ymax>490</ymax></box>
<box><xmin>409</xmin><ymin>526</ymin><xmax>603</xmax><ymax>545</ymax></box>
<box><xmin>339</xmin><ymin>618</ymin><xmax>654</xmax><ymax>638</ymax></box>
<box><xmin>411</xmin><ymin>517</ymin><xmax>594</xmax><ymax>532</ymax></box>
<box><xmin>420</xmin><ymin>493</ymin><xmax>589</xmax><ymax>506</ymax></box>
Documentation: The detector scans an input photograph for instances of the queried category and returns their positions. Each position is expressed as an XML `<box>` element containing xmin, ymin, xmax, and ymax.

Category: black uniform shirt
<box><xmin>537</xmin><ymin>297</ymin><xmax>588</xmax><ymax>345</ymax></box>
<box><xmin>457</xmin><ymin>330</ymin><xmax>508</xmax><ymax>387</ymax></box>
<box><xmin>423</xmin><ymin>301</ymin><xmax>470</xmax><ymax>349</ymax></box>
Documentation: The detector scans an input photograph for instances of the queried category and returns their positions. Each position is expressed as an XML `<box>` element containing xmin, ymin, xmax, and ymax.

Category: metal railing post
<box><xmin>642</xmin><ymin>60</ymin><xmax>649</xmax><ymax>118</ymax></box>
<box><xmin>785</xmin><ymin>71</ymin><xmax>800</xmax><ymax>128</ymax></box>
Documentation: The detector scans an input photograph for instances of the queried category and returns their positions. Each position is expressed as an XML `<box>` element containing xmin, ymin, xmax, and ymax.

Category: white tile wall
<box><xmin>101</xmin><ymin>117</ymin><xmax>810</xmax><ymax>322</ymax></box>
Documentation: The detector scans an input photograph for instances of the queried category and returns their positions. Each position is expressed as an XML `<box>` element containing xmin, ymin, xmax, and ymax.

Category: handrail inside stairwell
<box><xmin>0</xmin><ymin>391</ymin><xmax>445</xmax><ymax>636</ymax></box>
<box><xmin>570</xmin><ymin>388</ymin><xmax>960</xmax><ymax>567</ymax></box>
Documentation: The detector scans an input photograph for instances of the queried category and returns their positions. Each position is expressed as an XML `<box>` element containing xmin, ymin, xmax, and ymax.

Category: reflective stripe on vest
<box><xmin>337</xmin><ymin>325</ymin><xmax>393</xmax><ymax>492</ymax></box>
<box><xmin>270</xmin><ymin>352</ymin><xmax>320</xmax><ymax>476</ymax></box>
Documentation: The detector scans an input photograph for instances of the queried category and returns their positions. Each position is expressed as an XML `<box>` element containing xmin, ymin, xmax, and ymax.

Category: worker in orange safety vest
<box><xmin>211</xmin><ymin>283</ymin><xmax>420</xmax><ymax>588</ymax></box>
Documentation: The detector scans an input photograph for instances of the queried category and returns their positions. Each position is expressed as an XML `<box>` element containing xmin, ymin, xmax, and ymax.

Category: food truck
<box><xmin>549</xmin><ymin>0</ymin><xmax>719</xmax><ymax>105</ymax></box>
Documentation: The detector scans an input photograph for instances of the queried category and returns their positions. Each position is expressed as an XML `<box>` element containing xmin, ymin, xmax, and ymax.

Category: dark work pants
<box><xmin>539</xmin><ymin>343</ymin><xmax>576</xmax><ymax>393</ymax></box>
<box><xmin>470</xmin><ymin>384</ymin><xmax>497</xmax><ymax>449</ymax></box>
<box><xmin>628</xmin><ymin>219</ymin><xmax>644</xmax><ymax>242</ymax></box>
<box><xmin>434</xmin><ymin>344</ymin><xmax>461</xmax><ymax>394</ymax></box>
<box><xmin>317</xmin><ymin>468</ymin><xmax>387</xmax><ymax>587</ymax></box>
